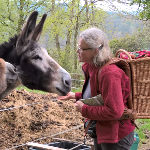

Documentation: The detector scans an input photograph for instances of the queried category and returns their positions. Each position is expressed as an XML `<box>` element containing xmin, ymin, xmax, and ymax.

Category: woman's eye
<box><xmin>32</xmin><ymin>55</ymin><xmax>42</xmax><ymax>60</ymax></box>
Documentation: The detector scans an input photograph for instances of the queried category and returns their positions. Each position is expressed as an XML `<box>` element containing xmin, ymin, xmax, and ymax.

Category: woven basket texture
<box><xmin>129</xmin><ymin>58</ymin><xmax>150</xmax><ymax>118</ymax></box>
<box><xmin>116</xmin><ymin>49</ymin><xmax>150</xmax><ymax>119</ymax></box>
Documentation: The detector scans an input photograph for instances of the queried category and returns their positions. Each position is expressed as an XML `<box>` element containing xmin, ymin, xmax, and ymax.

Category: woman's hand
<box><xmin>75</xmin><ymin>101</ymin><xmax>84</xmax><ymax>113</ymax></box>
<box><xmin>58</xmin><ymin>92</ymin><xmax>75</xmax><ymax>100</ymax></box>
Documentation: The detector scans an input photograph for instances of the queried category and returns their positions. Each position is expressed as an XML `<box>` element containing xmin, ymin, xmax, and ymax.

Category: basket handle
<box><xmin>115</xmin><ymin>49</ymin><xmax>132</xmax><ymax>60</ymax></box>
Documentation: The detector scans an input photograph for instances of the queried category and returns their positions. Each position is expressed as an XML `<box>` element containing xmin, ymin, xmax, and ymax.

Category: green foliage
<box><xmin>110</xmin><ymin>26</ymin><xmax>150</xmax><ymax>54</ymax></box>
<box><xmin>44</xmin><ymin>7</ymin><xmax>67</xmax><ymax>39</ymax></box>
<box><xmin>132</xmin><ymin>0</ymin><xmax>150</xmax><ymax>20</ymax></box>
<box><xmin>79</xmin><ymin>7</ymin><xmax>107</xmax><ymax>30</ymax></box>
<box><xmin>42</xmin><ymin>0</ymin><xmax>107</xmax><ymax>72</ymax></box>
<box><xmin>0</xmin><ymin>0</ymin><xmax>18</xmax><ymax>43</ymax></box>
<box><xmin>71</xmin><ymin>87</ymin><xmax>82</xmax><ymax>93</ymax></box>
<box><xmin>136</xmin><ymin>119</ymin><xmax>150</xmax><ymax>144</ymax></box>
<box><xmin>110</xmin><ymin>35</ymin><xmax>141</xmax><ymax>54</ymax></box>
<box><xmin>17</xmin><ymin>85</ymin><xmax>47</xmax><ymax>94</ymax></box>
<box><xmin>0</xmin><ymin>0</ymin><xmax>148</xmax><ymax>74</ymax></box>
<box><xmin>0</xmin><ymin>0</ymin><xmax>49</xmax><ymax>43</ymax></box>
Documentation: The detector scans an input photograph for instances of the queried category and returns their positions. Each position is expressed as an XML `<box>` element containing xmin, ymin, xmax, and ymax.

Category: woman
<box><xmin>59</xmin><ymin>27</ymin><xmax>135</xmax><ymax>150</ymax></box>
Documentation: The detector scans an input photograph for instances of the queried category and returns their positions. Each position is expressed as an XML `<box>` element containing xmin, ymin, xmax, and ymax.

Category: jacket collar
<box><xmin>82</xmin><ymin>63</ymin><xmax>100</xmax><ymax>97</ymax></box>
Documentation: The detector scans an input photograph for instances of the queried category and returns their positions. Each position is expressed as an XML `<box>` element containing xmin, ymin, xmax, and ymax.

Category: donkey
<box><xmin>0</xmin><ymin>60</ymin><xmax>21</xmax><ymax>99</ymax></box>
<box><xmin>0</xmin><ymin>59</ymin><xmax>7</xmax><ymax>94</ymax></box>
<box><xmin>0</xmin><ymin>11</ymin><xmax>71</xmax><ymax>100</ymax></box>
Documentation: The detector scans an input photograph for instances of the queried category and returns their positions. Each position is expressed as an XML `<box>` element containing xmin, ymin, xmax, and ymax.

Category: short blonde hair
<box><xmin>79</xmin><ymin>27</ymin><xmax>112</xmax><ymax>66</ymax></box>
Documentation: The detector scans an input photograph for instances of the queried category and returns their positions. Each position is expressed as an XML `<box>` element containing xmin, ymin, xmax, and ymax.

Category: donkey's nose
<box><xmin>63</xmin><ymin>75</ymin><xmax>72</xmax><ymax>88</ymax></box>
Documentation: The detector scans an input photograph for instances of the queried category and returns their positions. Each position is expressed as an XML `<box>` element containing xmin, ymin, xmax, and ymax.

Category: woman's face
<box><xmin>77</xmin><ymin>38</ymin><xmax>98</xmax><ymax>64</ymax></box>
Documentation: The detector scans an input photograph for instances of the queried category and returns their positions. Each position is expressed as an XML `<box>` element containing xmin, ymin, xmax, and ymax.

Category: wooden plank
<box><xmin>26</xmin><ymin>142</ymin><xmax>66</xmax><ymax>150</ymax></box>
<box><xmin>52</xmin><ymin>138</ymin><xmax>78</xmax><ymax>143</ymax></box>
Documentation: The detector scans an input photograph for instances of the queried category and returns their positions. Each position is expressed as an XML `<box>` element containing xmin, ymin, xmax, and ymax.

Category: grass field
<box><xmin>17</xmin><ymin>85</ymin><xmax>48</xmax><ymax>94</ymax></box>
<box><xmin>136</xmin><ymin>119</ymin><xmax>150</xmax><ymax>145</ymax></box>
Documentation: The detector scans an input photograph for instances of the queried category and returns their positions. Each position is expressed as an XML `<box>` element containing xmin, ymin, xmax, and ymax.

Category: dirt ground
<box><xmin>0</xmin><ymin>89</ymin><xmax>149</xmax><ymax>150</ymax></box>
<box><xmin>0</xmin><ymin>89</ymin><xmax>86</xmax><ymax>150</ymax></box>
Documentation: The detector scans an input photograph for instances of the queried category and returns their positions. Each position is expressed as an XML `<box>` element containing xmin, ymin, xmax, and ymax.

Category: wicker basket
<box><xmin>116</xmin><ymin>49</ymin><xmax>150</xmax><ymax>119</ymax></box>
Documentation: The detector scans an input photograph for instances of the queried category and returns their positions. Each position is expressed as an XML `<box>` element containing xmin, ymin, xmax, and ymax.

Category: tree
<box><xmin>110</xmin><ymin>26</ymin><xmax>150</xmax><ymax>54</ymax></box>
<box><xmin>0</xmin><ymin>0</ymin><xmax>107</xmax><ymax>72</ymax></box>
<box><xmin>0</xmin><ymin>0</ymin><xmax>48</xmax><ymax>43</ymax></box>
<box><xmin>44</xmin><ymin>0</ymin><xmax>107</xmax><ymax>71</ymax></box>
<box><xmin>132</xmin><ymin>0</ymin><xmax>150</xmax><ymax>20</ymax></box>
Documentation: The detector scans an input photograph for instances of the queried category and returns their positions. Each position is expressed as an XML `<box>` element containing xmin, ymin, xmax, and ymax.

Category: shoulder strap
<box><xmin>98</xmin><ymin>58</ymin><xmax>133</xmax><ymax>109</ymax></box>
<box><xmin>97</xmin><ymin>60</ymin><xmax>138</xmax><ymax>127</ymax></box>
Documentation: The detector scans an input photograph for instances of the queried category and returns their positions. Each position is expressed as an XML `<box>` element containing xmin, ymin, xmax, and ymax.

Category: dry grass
<box><xmin>0</xmin><ymin>89</ymin><xmax>85</xmax><ymax>150</ymax></box>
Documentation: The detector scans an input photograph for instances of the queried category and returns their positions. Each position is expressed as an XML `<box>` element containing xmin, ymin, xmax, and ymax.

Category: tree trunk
<box><xmin>73</xmin><ymin>1</ymin><xmax>87</xmax><ymax>70</ymax></box>
<box><xmin>55</xmin><ymin>34</ymin><xmax>60</xmax><ymax>51</ymax></box>
<box><xmin>51</xmin><ymin>0</ymin><xmax>55</xmax><ymax>11</ymax></box>
<box><xmin>65</xmin><ymin>0</ymin><xmax>75</xmax><ymax>51</ymax></box>
<box><xmin>51</xmin><ymin>0</ymin><xmax>60</xmax><ymax>51</ymax></box>
<box><xmin>73</xmin><ymin>16</ymin><xmax>79</xmax><ymax>70</ymax></box>
<box><xmin>90</xmin><ymin>0</ymin><xmax>95</xmax><ymax>26</ymax></box>
<box><xmin>66</xmin><ymin>30</ymin><xmax>71</xmax><ymax>51</ymax></box>
<box><xmin>85</xmin><ymin>0</ymin><xmax>89</xmax><ymax>23</ymax></box>
<box><xmin>17</xmin><ymin>0</ymin><xmax>24</xmax><ymax>33</ymax></box>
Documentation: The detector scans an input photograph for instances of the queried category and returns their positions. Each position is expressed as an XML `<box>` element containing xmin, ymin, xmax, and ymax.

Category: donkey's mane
<box><xmin>0</xmin><ymin>35</ymin><xmax>19</xmax><ymax>65</ymax></box>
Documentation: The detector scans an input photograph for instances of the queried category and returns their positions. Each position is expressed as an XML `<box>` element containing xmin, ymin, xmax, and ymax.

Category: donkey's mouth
<box><xmin>56</xmin><ymin>87</ymin><xmax>67</xmax><ymax>96</ymax></box>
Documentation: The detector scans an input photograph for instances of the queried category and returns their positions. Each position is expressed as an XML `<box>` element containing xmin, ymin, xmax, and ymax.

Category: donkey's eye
<box><xmin>32</xmin><ymin>55</ymin><xmax>42</xmax><ymax>60</ymax></box>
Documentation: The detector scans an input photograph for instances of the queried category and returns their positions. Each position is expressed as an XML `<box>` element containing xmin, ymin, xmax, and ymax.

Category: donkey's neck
<box><xmin>0</xmin><ymin>35</ymin><xmax>21</xmax><ymax>100</ymax></box>
<box><xmin>0</xmin><ymin>35</ymin><xmax>19</xmax><ymax>66</ymax></box>
<box><xmin>0</xmin><ymin>81</ymin><xmax>20</xmax><ymax>100</ymax></box>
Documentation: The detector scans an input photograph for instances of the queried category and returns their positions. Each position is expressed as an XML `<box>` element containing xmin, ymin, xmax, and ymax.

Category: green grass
<box><xmin>17</xmin><ymin>86</ymin><xmax>82</xmax><ymax>94</ymax></box>
<box><xmin>71</xmin><ymin>87</ymin><xmax>82</xmax><ymax>93</ymax></box>
<box><xmin>16</xmin><ymin>85</ymin><xmax>48</xmax><ymax>94</ymax></box>
<box><xmin>136</xmin><ymin>119</ymin><xmax>150</xmax><ymax>144</ymax></box>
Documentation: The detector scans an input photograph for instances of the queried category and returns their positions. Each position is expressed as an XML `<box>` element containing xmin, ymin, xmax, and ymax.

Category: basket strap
<box><xmin>98</xmin><ymin>60</ymin><xmax>138</xmax><ymax>128</ymax></box>
<box><xmin>84</xmin><ymin>120</ymin><xmax>93</xmax><ymax>136</ymax></box>
<box><xmin>115</xmin><ymin>49</ymin><xmax>132</xmax><ymax>60</ymax></box>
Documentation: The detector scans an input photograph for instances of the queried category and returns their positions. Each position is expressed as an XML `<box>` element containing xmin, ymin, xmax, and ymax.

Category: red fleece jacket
<box><xmin>75</xmin><ymin>63</ymin><xmax>135</xmax><ymax>144</ymax></box>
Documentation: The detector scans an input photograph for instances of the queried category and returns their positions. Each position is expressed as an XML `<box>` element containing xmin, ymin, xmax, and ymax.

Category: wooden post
<box><xmin>26</xmin><ymin>142</ymin><xmax>66</xmax><ymax>150</ymax></box>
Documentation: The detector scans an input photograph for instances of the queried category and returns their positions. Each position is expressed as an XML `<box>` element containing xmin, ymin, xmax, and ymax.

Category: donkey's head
<box><xmin>16</xmin><ymin>11</ymin><xmax>71</xmax><ymax>96</ymax></box>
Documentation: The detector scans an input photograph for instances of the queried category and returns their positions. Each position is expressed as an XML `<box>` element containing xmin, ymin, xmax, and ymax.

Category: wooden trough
<box><xmin>27</xmin><ymin>140</ymin><xmax>91</xmax><ymax>150</ymax></box>
<box><xmin>27</xmin><ymin>142</ymin><xmax>65</xmax><ymax>150</ymax></box>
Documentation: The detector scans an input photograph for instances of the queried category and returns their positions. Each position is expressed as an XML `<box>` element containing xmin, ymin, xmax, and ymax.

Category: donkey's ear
<box><xmin>31</xmin><ymin>14</ymin><xmax>47</xmax><ymax>41</ymax></box>
<box><xmin>16</xmin><ymin>11</ymin><xmax>38</xmax><ymax>48</ymax></box>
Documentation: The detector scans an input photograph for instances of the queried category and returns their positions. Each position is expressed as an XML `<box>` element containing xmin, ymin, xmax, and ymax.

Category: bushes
<box><xmin>110</xmin><ymin>27</ymin><xmax>150</xmax><ymax>54</ymax></box>
<box><xmin>110</xmin><ymin>35</ymin><xmax>143</xmax><ymax>54</ymax></box>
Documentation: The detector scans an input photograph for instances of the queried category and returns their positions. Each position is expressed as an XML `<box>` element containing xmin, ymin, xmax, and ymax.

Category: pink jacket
<box><xmin>75</xmin><ymin>63</ymin><xmax>135</xmax><ymax>144</ymax></box>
